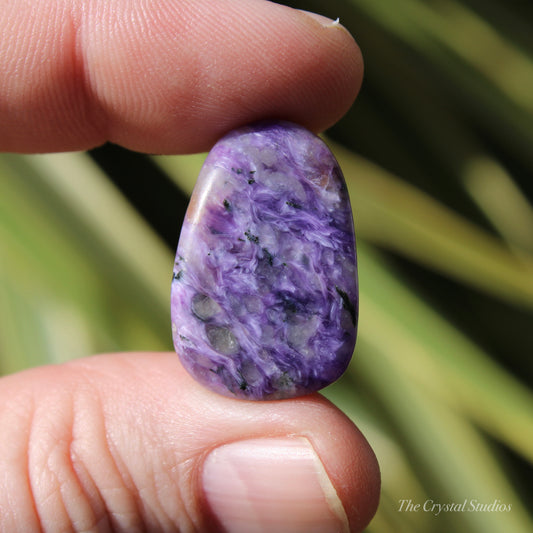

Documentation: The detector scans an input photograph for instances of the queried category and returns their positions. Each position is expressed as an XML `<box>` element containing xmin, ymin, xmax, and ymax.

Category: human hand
<box><xmin>1</xmin><ymin>1</ymin><xmax>379</xmax><ymax>532</ymax></box>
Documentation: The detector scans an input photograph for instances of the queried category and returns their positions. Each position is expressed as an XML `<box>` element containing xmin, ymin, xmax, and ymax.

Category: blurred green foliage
<box><xmin>1</xmin><ymin>1</ymin><xmax>532</xmax><ymax>531</ymax></box>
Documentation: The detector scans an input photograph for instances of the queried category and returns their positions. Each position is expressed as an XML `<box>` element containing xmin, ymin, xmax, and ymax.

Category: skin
<box><xmin>1</xmin><ymin>0</ymin><xmax>379</xmax><ymax>531</ymax></box>
<box><xmin>1</xmin><ymin>0</ymin><xmax>363</xmax><ymax>153</ymax></box>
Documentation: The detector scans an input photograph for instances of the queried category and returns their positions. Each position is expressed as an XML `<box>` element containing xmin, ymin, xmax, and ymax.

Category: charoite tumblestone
<box><xmin>171</xmin><ymin>121</ymin><xmax>358</xmax><ymax>400</ymax></box>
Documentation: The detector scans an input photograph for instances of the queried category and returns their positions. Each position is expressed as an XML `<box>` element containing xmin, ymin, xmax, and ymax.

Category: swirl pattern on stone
<box><xmin>171</xmin><ymin>121</ymin><xmax>358</xmax><ymax>400</ymax></box>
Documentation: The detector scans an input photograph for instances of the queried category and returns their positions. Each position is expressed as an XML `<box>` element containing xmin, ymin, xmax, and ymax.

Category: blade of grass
<box><xmin>418</xmin><ymin>0</ymin><xmax>533</xmax><ymax>113</ymax></box>
<box><xmin>1</xmin><ymin>155</ymin><xmax>109</xmax><ymax>368</ymax></box>
<box><xmin>358</xmin><ymin>242</ymin><xmax>533</xmax><ymax>464</ymax></box>
<box><xmin>332</xmin><ymin>142</ymin><xmax>533</xmax><ymax>310</ymax></box>
<box><xmin>463</xmin><ymin>156</ymin><xmax>533</xmax><ymax>254</ymax></box>
<box><xmin>349</xmin><ymin>0</ymin><xmax>533</xmax><ymax>168</ymax></box>
<box><xmin>1</xmin><ymin>152</ymin><xmax>173</xmax><ymax>367</ymax></box>
<box><xmin>23</xmin><ymin>152</ymin><xmax>173</xmax><ymax>309</ymax></box>
<box><xmin>0</xmin><ymin>278</ymin><xmax>54</xmax><ymax>372</ymax></box>
<box><xmin>154</xmin><ymin>153</ymin><xmax>205</xmax><ymax>196</ymax></box>
<box><xmin>354</xmin><ymin>331</ymin><xmax>533</xmax><ymax>533</ymax></box>
<box><xmin>324</xmin><ymin>378</ymin><xmax>433</xmax><ymax>533</ymax></box>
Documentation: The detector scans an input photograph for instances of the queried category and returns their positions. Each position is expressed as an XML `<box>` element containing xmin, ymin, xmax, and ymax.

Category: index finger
<box><xmin>0</xmin><ymin>0</ymin><xmax>363</xmax><ymax>154</ymax></box>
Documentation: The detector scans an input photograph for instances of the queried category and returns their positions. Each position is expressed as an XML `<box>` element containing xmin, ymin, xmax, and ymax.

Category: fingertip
<box><xmin>0</xmin><ymin>353</ymin><xmax>379</xmax><ymax>531</ymax></box>
<box><xmin>202</xmin><ymin>436</ymin><xmax>352</xmax><ymax>532</ymax></box>
<box><xmin>69</xmin><ymin>353</ymin><xmax>381</xmax><ymax>531</ymax></box>
<box><xmin>201</xmin><ymin>420</ymin><xmax>380</xmax><ymax>533</ymax></box>
<box><xmin>1</xmin><ymin>0</ymin><xmax>364</xmax><ymax>153</ymax></box>
<box><xmin>99</xmin><ymin>1</ymin><xmax>365</xmax><ymax>153</ymax></box>
<box><xmin>303</xmin><ymin>395</ymin><xmax>381</xmax><ymax>532</ymax></box>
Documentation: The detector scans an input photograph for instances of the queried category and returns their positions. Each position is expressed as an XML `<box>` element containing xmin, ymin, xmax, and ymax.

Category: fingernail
<box><xmin>299</xmin><ymin>10</ymin><xmax>342</xmax><ymax>28</ymax></box>
<box><xmin>202</xmin><ymin>437</ymin><xmax>349</xmax><ymax>533</ymax></box>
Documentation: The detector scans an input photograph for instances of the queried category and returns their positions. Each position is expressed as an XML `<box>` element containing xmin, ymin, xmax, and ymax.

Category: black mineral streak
<box><xmin>336</xmin><ymin>286</ymin><xmax>356</xmax><ymax>326</ymax></box>
<box><xmin>244</xmin><ymin>230</ymin><xmax>259</xmax><ymax>244</ymax></box>
<box><xmin>286</xmin><ymin>200</ymin><xmax>302</xmax><ymax>209</ymax></box>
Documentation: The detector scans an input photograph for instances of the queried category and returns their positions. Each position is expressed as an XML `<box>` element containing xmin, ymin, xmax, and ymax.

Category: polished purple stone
<box><xmin>171</xmin><ymin>121</ymin><xmax>357</xmax><ymax>400</ymax></box>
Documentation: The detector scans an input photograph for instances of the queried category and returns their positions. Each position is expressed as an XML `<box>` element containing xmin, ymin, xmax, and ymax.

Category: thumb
<box><xmin>0</xmin><ymin>352</ymin><xmax>380</xmax><ymax>532</ymax></box>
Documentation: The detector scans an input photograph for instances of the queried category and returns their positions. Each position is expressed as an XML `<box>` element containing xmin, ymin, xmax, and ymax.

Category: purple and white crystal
<box><xmin>171</xmin><ymin>121</ymin><xmax>358</xmax><ymax>400</ymax></box>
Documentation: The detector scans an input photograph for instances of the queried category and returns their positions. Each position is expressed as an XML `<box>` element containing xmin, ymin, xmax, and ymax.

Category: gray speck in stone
<box><xmin>191</xmin><ymin>293</ymin><xmax>222</xmax><ymax>321</ymax></box>
<box><xmin>286</xmin><ymin>315</ymin><xmax>319</xmax><ymax>349</ymax></box>
<box><xmin>205</xmin><ymin>324</ymin><xmax>240</xmax><ymax>355</ymax></box>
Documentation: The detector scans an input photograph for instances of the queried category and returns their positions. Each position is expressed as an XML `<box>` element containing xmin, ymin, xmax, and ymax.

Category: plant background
<box><xmin>1</xmin><ymin>0</ymin><xmax>532</xmax><ymax>531</ymax></box>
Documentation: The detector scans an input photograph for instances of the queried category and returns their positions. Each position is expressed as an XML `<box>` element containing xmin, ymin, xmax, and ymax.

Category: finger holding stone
<box><xmin>0</xmin><ymin>0</ymin><xmax>363</xmax><ymax>153</ymax></box>
<box><xmin>0</xmin><ymin>352</ymin><xmax>380</xmax><ymax>532</ymax></box>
